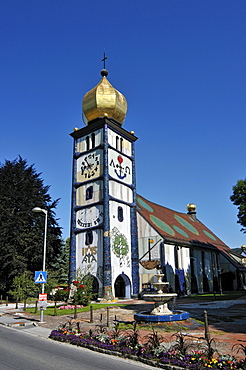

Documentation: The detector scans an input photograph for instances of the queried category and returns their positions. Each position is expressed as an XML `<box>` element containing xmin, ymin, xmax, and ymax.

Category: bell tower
<box><xmin>69</xmin><ymin>67</ymin><xmax>139</xmax><ymax>299</ymax></box>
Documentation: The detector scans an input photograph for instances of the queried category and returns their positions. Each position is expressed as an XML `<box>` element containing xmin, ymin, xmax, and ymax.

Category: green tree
<box><xmin>9</xmin><ymin>271</ymin><xmax>38</xmax><ymax>309</ymax></box>
<box><xmin>230</xmin><ymin>179</ymin><xmax>246</xmax><ymax>232</ymax></box>
<box><xmin>0</xmin><ymin>156</ymin><xmax>63</xmax><ymax>294</ymax></box>
<box><xmin>49</xmin><ymin>238</ymin><xmax>70</xmax><ymax>285</ymax></box>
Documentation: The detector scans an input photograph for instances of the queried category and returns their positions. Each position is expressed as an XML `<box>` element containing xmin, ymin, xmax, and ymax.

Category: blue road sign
<box><xmin>34</xmin><ymin>271</ymin><xmax>47</xmax><ymax>283</ymax></box>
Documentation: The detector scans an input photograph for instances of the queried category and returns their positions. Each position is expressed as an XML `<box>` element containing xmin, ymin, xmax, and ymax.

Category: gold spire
<box><xmin>82</xmin><ymin>70</ymin><xmax>128</xmax><ymax>126</ymax></box>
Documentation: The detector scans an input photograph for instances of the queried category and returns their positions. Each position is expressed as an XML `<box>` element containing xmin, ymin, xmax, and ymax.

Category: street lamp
<box><xmin>32</xmin><ymin>207</ymin><xmax>48</xmax><ymax>322</ymax></box>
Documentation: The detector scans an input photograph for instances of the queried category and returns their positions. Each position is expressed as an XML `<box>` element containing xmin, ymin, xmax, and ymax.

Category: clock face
<box><xmin>77</xmin><ymin>150</ymin><xmax>101</xmax><ymax>182</ymax></box>
<box><xmin>108</xmin><ymin>149</ymin><xmax>132</xmax><ymax>185</ymax></box>
<box><xmin>76</xmin><ymin>206</ymin><xmax>104</xmax><ymax>229</ymax></box>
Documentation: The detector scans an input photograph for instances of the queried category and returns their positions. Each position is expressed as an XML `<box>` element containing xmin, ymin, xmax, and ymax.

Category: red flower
<box><xmin>73</xmin><ymin>280</ymin><xmax>79</xmax><ymax>285</ymax></box>
<box><xmin>79</xmin><ymin>284</ymin><xmax>84</xmax><ymax>289</ymax></box>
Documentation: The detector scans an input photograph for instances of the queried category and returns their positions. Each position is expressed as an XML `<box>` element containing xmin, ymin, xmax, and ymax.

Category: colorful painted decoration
<box><xmin>108</xmin><ymin>148</ymin><xmax>132</xmax><ymax>185</ymax></box>
<box><xmin>203</xmin><ymin>230</ymin><xmax>217</xmax><ymax>241</ymax></box>
<box><xmin>111</xmin><ymin>227</ymin><xmax>129</xmax><ymax>259</ymax></box>
<box><xmin>174</xmin><ymin>214</ymin><xmax>199</xmax><ymax>235</ymax></box>
<box><xmin>149</xmin><ymin>215</ymin><xmax>175</xmax><ymax>236</ymax></box>
<box><xmin>137</xmin><ymin>197</ymin><xmax>154</xmax><ymax>213</ymax></box>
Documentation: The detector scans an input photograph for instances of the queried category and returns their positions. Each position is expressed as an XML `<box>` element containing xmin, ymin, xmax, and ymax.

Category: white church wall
<box><xmin>109</xmin><ymin>180</ymin><xmax>133</xmax><ymax>203</ymax></box>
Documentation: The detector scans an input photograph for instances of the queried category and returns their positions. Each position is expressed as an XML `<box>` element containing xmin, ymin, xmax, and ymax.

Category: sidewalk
<box><xmin>0</xmin><ymin>297</ymin><xmax>246</xmax><ymax>360</ymax></box>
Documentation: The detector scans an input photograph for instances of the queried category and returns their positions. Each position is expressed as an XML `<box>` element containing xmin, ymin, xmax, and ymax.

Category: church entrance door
<box><xmin>114</xmin><ymin>274</ymin><xmax>131</xmax><ymax>298</ymax></box>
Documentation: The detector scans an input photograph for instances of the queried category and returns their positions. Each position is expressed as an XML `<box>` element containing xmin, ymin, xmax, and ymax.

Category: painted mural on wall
<box><xmin>76</xmin><ymin>229</ymin><xmax>103</xmax><ymax>280</ymax></box>
<box><xmin>108</xmin><ymin>149</ymin><xmax>132</xmax><ymax>185</ymax></box>
<box><xmin>111</xmin><ymin>227</ymin><xmax>130</xmax><ymax>268</ymax></box>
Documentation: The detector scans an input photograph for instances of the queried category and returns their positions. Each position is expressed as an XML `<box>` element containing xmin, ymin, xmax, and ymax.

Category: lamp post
<box><xmin>32</xmin><ymin>207</ymin><xmax>48</xmax><ymax>322</ymax></box>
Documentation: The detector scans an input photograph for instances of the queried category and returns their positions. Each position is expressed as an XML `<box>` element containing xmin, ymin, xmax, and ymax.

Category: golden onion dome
<box><xmin>82</xmin><ymin>69</ymin><xmax>128</xmax><ymax>126</ymax></box>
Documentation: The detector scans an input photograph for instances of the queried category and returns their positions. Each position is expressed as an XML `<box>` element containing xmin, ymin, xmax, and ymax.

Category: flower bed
<box><xmin>49</xmin><ymin>325</ymin><xmax>246</xmax><ymax>370</ymax></box>
<box><xmin>58</xmin><ymin>305</ymin><xmax>84</xmax><ymax>310</ymax></box>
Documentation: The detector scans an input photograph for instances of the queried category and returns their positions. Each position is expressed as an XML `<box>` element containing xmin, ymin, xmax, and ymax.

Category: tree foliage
<box><xmin>0</xmin><ymin>157</ymin><xmax>63</xmax><ymax>294</ymax></box>
<box><xmin>9</xmin><ymin>271</ymin><xmax>38</xmax><ymax>307</ymax></box>
<box><xmin>49</xmin><ymin>238</ymin><xmax>70</xmax><ymax>285</ymax></box>
<box><xmin>230</xmin><ymin>179</ymin><xmax>246</xmax><ymax>233</ymax></box>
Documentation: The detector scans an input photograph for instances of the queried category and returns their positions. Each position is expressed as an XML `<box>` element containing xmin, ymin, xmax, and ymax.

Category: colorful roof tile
<box><xmin>137</xmin><ymin>194</ymin><xmax>231</xmax><ymax>255</ymax></box>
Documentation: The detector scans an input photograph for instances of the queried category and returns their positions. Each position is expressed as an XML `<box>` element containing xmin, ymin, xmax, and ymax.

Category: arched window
<box><xmin>85</xmin><ymin>230</ymin><xmax>93</xmax><ymax>245</ymax></box>
<box><xmin>120</xmin><ymin>138</ymin><xmax>123</xmax><ymax>152</ymax></box>
<box><xmin>117</xmin><ymin>206</ymin><xmax>123</xmax><ymax>222</ymax></box>
<box><xmin>86</xmin><ymin>186</ymin><xmax>93</xmax><ymax>200</ymax></box>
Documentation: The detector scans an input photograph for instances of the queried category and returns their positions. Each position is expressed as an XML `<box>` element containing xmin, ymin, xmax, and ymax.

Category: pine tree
<box><xmin>0</xmin><ymin>156</ymin><xmax>63</xmax><ymax>294</ymax></box>
<box><xmin>49</xmin><ymin>238</ymin><xmax>70</xmax><ymax>285</ymax></box>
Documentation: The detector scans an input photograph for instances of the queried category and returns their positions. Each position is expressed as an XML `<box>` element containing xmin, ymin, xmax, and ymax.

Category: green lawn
<box><xmin>26</xmin><ymin>303</ymin><xmax>128</xmax><ymax>316</ymax></box>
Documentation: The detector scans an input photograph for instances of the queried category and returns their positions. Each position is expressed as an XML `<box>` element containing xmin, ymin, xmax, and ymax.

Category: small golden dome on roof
<box><xmin>187</xmin><ymin>203</ymin><xmax>196</xmax><ymax>212</ymax></box>
<box><xmin>82</xmin><ymin>70</ymin><xmax>128</xmax><ymax>126</ymax></box>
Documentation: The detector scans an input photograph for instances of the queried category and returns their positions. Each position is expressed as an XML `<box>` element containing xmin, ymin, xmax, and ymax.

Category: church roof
<box><xmin>136</xmin><ymin>194</ymin><xmax>231</xmax><ymax>255</ymax></box>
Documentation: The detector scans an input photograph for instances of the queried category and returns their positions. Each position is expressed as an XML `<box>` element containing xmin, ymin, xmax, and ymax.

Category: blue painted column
<box><xmin>69</xmin><ymin>137</ymin><xmax>77</xmax><ymax>283</ymax></box>
<box><xmin>102</xmin><ymin>123</ymin><xmax>112</xmax><ymax>298</ymax></box>
<box><xmin>130</xmin><ymin>141</ymin><xmax>139</xmax><ymax>297</ymax></box>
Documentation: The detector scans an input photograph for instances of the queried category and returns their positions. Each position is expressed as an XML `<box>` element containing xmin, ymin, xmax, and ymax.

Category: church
<box><xmin>69</xmin><ymin>67</ymin><xmax>246</xmax><ymax>299</ymax></box>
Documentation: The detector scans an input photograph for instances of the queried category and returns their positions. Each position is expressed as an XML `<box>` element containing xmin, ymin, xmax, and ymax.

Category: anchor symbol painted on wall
<box><xmin>110</xmin><ymin>155</ymin><xmax>131</xmax><ymax>180</ymax></box>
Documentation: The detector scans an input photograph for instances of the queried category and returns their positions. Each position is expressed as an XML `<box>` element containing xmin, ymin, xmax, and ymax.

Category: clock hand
<box><xmin>84</xmin><ymin>157</ymin><xmax>93</xmax><ymax>169</ymax></box>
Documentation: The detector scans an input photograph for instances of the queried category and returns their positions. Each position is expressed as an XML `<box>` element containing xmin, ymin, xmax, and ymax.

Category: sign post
<box><xmin>32</xmin><ymin>207</ymin><xmax>48</xmax><ymax>323</ymax></box>
<box><xmin>34</xmin><ymin>271</ymin><xmax>47</xmax><ymax>320</ymax></box>
<box><xmin>39</xmin><ymin>293</ymin><xmax>48</xmax><ymax>310</ymax></box>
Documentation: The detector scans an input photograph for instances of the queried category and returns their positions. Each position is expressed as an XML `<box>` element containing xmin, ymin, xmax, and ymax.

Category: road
<box><xmin>0</xmin><ymin>326</ymin><xmax>154</xmax><ymax>370</ymax></box>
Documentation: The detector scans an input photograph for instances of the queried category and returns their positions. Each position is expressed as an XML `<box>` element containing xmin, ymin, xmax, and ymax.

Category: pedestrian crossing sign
<box><xmin>34</xmin><ymin>271</ymin><xmax>47</xmax><ymax>283</ymax></box>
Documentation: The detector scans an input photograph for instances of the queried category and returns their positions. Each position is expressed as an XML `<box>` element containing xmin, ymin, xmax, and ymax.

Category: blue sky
<box><xmin>1</xmin><ymin>0</ymin><xmax>246</xmax><ymax>248</ymax></box>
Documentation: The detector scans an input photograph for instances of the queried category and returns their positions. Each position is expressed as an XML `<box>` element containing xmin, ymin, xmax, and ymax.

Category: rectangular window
<box><xmin>86</xmin><ymin>186</ymin><xmax>93</xmax><ymax>200</ymax></box>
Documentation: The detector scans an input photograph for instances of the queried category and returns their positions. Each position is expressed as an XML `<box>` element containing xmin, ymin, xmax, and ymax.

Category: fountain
<box><xmin>134</xmin><ymin>270</ymin><xmax>190</xmax><ymax>323</ymax></box>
